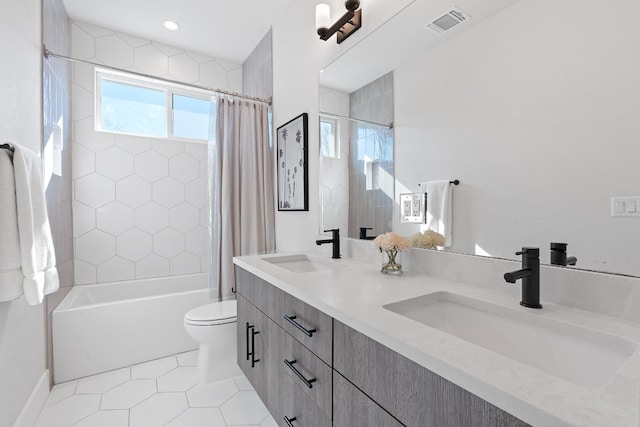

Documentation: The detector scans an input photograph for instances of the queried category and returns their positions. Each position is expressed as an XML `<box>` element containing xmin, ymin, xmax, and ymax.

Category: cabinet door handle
<box><xmin>251</xmin><ymin>328</ymin><xmax>260</xmax><ymax>367</ymax></box>
<box><xmin>283</xmin><ymin>315</ymin><xmax>317</xmax><ymax>337</ymax></box>
<box><xmin>284</xmin><ymin>359</ymin><xmax>316</xmax><ymax>389</ymax></box>
<box><xmin>284</xmin><ymin>416</ymin><xmax>297</xmax><ymax>426</ymax></box>
<box><xmin>245</xmin><ymin>323</ymin><xmax>253</xmax><ymax>361</ymax></box>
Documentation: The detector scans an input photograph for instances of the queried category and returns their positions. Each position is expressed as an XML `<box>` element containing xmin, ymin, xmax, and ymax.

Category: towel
<box><xmin>0</xmin><ymin>149</ymin><xmax>24</xmax><ymax>301</ymax></box>
<box><xmin>12</xmin><ymin>144</ymin><xmax>59</xmax><ymax>305</ymax></box>
<box><xmin>422</xmin><ymin>180</ymin><xmax>453</xmax><ymax>247</ymax></box>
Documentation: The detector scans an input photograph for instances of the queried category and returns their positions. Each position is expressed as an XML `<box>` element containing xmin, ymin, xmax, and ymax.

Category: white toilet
<box><xmin>184</xmin><ymin>300</ymin><xmax>242</xmax><ymax>383</ymax></box>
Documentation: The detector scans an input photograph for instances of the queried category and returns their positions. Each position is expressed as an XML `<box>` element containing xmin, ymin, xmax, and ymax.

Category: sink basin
<box><xmin>384</xmin><ymin>292</ymin><xmax>637</xmax><ymax>388</ymax></box>
<box><xmin>262</xmin><ymin>254</ymin><xmax>343</xmax><ymax>273</ymax></box>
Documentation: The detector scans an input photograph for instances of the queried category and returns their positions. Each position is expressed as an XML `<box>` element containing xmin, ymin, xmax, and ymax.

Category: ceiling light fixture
<box><xmin>163</xmin><ymin>20</ymin><xmax>180</xmax><ymax>31</ymax></box>
<box><xmin>316</xmin><ymin>0</ymin><xmax>362</xmax><ymax>44</ymax></box>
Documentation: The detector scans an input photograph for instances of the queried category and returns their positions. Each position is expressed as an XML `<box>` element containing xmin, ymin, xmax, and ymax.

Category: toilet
<box><xmin>184</xmin><ymin>300</ymin><xmax>242</xmax><ymax>383</ymax></box>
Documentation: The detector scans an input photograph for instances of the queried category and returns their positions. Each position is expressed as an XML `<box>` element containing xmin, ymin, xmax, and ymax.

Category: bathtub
<box><xmin>53</xmin><ymin>273</ymin><xmax>209</xmax><ymax>383</ymax></box>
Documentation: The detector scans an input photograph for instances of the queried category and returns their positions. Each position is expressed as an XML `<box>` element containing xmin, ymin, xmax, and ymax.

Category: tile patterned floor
<box><xmin>36</xmin><ymin>351</ymin><xmax>277</xmax><ymax>427</ymax></box>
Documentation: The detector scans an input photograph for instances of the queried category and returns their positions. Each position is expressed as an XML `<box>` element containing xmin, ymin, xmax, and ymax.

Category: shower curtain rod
<box><xmin>319</xmin><ymin>111</ymin><xmax>393</xmax><ymax>129</ymax></box>
<box><xmin>43</xmin><ymin>46</ymin><xmax>272</xmax><ymax>106</ymax></box>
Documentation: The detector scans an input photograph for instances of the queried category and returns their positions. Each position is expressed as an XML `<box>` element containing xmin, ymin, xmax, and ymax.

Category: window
<box><xmin>96</xmin><ymin>69</ymin><xmax>215</xmax><ymax>142</ymax></box>
<box><xmin>319</xmin><ymin>116</ymin><xmax>339</xmax><ymax>158</ymax></box>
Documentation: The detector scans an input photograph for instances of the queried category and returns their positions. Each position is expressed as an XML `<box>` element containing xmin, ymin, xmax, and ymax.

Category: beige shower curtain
<box><xmin>209</xmin><ymin>97</ymin><xmax>275</xmax><ymax>299</ymax></box>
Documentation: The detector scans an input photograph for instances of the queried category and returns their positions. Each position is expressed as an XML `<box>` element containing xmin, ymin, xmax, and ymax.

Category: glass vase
<box><xmin>381</xmin><ymin>249</ymin><xmax>403</xmax><ymax>275</ymax></box>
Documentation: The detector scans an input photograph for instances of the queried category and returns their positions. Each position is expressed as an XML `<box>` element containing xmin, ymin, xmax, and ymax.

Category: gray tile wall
<box><xmin>43</xmin><ymin>0</ymin><xmax>73</xmax><ymax>378</ymax></box>
<box><xmin>242</xmin><ymin>29</ymin><xmax>273</xmax><ymax>100</ymax></box>
<box><xmin>348</xmin><ymin>72</ymin><xmax>394</xmax><ymax>238</ymax></box>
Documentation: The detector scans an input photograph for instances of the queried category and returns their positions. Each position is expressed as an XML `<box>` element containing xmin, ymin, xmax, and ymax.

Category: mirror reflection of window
<box><xmin>320</xmin><ymin>116</ymin><xmax>339</xmax><ymax>158</ymax></box>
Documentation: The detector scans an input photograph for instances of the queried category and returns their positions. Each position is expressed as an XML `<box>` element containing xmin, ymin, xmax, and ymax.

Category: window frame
<box><xmin>319</xmin><ymin>115</ymin><xmax>340</xmax><ymax>159</ymax></box>
<box><xmin>95</xmin><ymin>68</ymin><xmax>215</xmax><ymax>143</ymax></box>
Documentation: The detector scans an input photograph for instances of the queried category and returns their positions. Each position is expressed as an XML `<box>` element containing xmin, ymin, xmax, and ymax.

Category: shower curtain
<box><xmin>208</xmin><ymin>96</ymin><xmax>275</xmax><ymax>299</ymax></box>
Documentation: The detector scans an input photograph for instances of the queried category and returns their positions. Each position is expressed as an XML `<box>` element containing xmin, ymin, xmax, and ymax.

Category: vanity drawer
<box><xmin>280</xmin><ymin>373</ymin><xmax>332</xmax><ymax>427</ymax></box>
<box><xmin>236</xmin><ymin>267</ymin><xmax>285</xmax><ymax>322</ymax></box>
<box><xmin>333</xmin><ymin>371</ymin><xmax>402</xmax><ymax>427</ymax></box>
<box><xmin>281</xmin><ymin>292</ymin><xmax>333</xmax><ymax>364</ymax></box>
<box><xmin>282</xmin><ymin>333</ymin><xmax>332</xmax><ymax>419</ymax></box>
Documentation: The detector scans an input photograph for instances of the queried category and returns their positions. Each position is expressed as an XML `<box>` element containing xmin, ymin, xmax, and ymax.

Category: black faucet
<box><xmin>504</xmin><ymin>247</ymin><xmax>542</xmax><ymax>309</ymax></box>
<box><xmin>550</xmin><ymin>242</ymin><xmax>577</xmax><ymax>266</ymax></box>
<box><xmin>316</xmin><ymin>229</ymin><xmax>341</xmax><ymax>259</ymax></box>
<box><xmin>359</xmin><ymin>227</ymin><xmax>376</xmax><ymax>240</ymax></box>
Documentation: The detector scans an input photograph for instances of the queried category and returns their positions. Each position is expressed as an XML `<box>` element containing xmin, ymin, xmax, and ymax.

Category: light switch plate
<box><xmin>612</xmin><ymin>197</ymin><xmax>640</xmax><ymax>217</ymax></box>
<box><xmin>400</xmin><ymin>193</ymin><xmax>425</xmax><ymax>223</ymax></box>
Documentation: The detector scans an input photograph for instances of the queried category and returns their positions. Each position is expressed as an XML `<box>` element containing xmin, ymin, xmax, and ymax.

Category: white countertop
<box><xmin>233</xmin><ymin>252</ymin><xmax>640</xmax><ymax>427</ymax></box>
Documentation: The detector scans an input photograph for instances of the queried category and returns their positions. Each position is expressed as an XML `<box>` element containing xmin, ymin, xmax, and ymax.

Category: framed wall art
<box><xmin>277</xmin><ymin>113</ymin><xmax>308</xmax><ymax>211</ymax></box>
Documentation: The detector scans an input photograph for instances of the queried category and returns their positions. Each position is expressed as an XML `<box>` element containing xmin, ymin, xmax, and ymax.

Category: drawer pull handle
<box><xmin>284</xmin><ymin>359</ymin><xmax>316</xmax><ymax>389</ymax></box>
<box><xmin>283</xmin><ymin>315</ymin><xmax>317</xmax><ymax>337</ymax></box>
<box><xmin>284</xmin><ymin>416</ymin><xmax>297</xmax><ymax>426</ymax></box>
<box><xmin>251</xmin><ymin>328</ymin><xmax>260</xmax><ymax>367</ymax></box>
<box><xmin>245</xmin><ymin>323</ymin><xmax>253</xmax><ymax>361</ymax></box>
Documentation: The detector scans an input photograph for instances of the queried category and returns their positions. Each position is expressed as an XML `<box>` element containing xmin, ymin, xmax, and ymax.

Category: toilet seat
<box><xmin>185</xmin><ymin>300</ymin><xmax>237</xmax><ymax>326</ymax></box>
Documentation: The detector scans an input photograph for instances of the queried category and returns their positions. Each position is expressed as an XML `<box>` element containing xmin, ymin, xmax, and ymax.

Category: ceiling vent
<box><xmin>425</xmin><ymin>7</ymin><xmax>470</xmax><ymax>34</ymax></box>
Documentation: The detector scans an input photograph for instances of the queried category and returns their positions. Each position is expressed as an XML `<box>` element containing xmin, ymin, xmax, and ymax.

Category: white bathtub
<box><xmin>53</xmin><ymin>273</ymin><xmax>209</xmax><ymax>383</ymax></box>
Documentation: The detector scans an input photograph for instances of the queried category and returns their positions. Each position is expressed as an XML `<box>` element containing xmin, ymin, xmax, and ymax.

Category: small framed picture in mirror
<box><xmin>277</xmin><ymin>113</ymin><xmax>308</xmax><ymax>211</ymax></box>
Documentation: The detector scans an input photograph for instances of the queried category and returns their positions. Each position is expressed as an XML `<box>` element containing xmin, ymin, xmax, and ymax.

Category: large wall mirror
<box><xmin>318</xmin><ymin>0</ymin><xmax>640</xmax><ymax>277</ymax></box>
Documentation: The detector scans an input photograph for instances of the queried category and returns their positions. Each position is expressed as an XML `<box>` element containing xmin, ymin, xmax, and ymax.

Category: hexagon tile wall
<box><xmin>71</xmin><ymin>21</ymin><xmax>242</xmax><ymax>285</ymax></box>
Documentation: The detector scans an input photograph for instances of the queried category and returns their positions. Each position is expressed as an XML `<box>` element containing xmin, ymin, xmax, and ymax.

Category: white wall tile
<box><xmin>117</xmin><ymin>229</ymin><xmax>152</xmax><ymax>262</ymax></box>
<box><xmin>95</xmin><ymin>35</ymin><xmax>134</xmax><ymax>69</ymax></box>
<box><xmin>97</xmin><ymin>256</ymin><xmax>135</xmax><ymax>282</ymax></box>
<box><xmin>115</xmin><ymin>134</ymin><xmax>152</xmax><ymax>155</ymax></box>
<box><xmin>186</xmin><ymin>227</ymin><xmax>208</xmax><ymax>256</ymax></box>
<box><xmin>169</xmin><ymin>153</ymin><xmax>200</xmax><ymax>183</ymax></box>
<box><xmin>153</xmin><ymin>177</ymin><xmax>185</xmax><ymax>208</ymax></box>
<box><xmin>170</xmin><ymin>252</ymin><xmax>200</xmax><ymax>275</ymax></box>
<box><xmin>135</xmin><ymin>202</ymin><xmax>169</xmax><ymax>234</ymax></box>
<box><xmin>117</xmin><ymin>175</ymin><xmax>152</xmax><ymax>208</ymax></box>
<box><xmin>75</xmin><ymin>116</ymin><xmax>115</xmax><ymax>152</ymax></box>
<box><xmin>153</xmin><ymin>228</ymin><xmax>185</xmax><ymax>258</ymax></box>
<box><xmin>96</xmin><ymin>146</ymin><xmax>134</xmax><ymax>180</ymax></box>
<box><xmin>169</xmin><ymin>204</ymin><xmax>200</xmax><ymax>232</ymax></box>
<box><xmin>135</xmin><ymin>150</ymin><xmax>168</xmax><ymax>182</ymax></box>
<box><xmin>134</xmin><ymin>44</ymin><xmax>169</xmax><ymax>75</ymax></box>
<box><xmin>70</xmin><ymin>25</ymin><xmax>95</xmax><ymax>60</ymax></box>
<box><xmin>169</xmin><ymin>53</ymin><xmax>199</xmax><ymax>83</ymax></box>
<box><xmin>152</xmin><ymin>140</ymin><xmax>184</xmax><ymax>158</ymax></box>
<box><xmin>185</xmin><ymin>180</ymin><xmax>207</xmax><ymax>208</ymax></box>
<box><xmin>75</xmin><ymin>229</ymin><xmax>116</xmax><ymax>265</ymax></box>
<box><xmin>72</xmin><ymin>143</ymin><xmax>95</xmax><ymax>179</ymax></box>
<box><xmin>136</xmin><ymin>254</ymin><xmax>170</xmax><ymax>279</ymax></box>
<box><xmin>75</xmin><ymin>173</ymin><xmax>115</xmax><ymax>208</ymax></box>
<box><xmin>199</xmin><ymin>61</ymin><xmax>228</xmax><ymax>89</ymax></box>
<box><xmin>96</xmin><ymin>201</ymin><xmax>134</xmax><ymax>235</ymax></box>
<box><xmin>72</xmin><ymin>201</ymin><xmax>96</xmax><ymax>237</ymax></box>
<box><xmin>74</xmin><ymin>259</ymin><xmax>96</xmax><ymax>285</ymax></box>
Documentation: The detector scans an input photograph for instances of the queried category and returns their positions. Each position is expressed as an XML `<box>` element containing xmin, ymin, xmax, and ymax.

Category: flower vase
<box><xmin>381</xmin><ymin>249</ymin><xmax>403</xmax><ymax>275</ymax></box>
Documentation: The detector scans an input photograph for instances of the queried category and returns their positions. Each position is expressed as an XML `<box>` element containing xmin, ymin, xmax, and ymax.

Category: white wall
<box><xmin>71</xmin><ymin>21</ymin><xmax>242</xmax><ymax>284</ymax></box>
<box><xmin>0</xmin><ymin>0</ymin><xmax>47</xmax><ymax>424</ymax></box>
<box><xmin>393</xmin><ymin>0</ymin><xmax>640</xmax><ymax>275</ymax></box>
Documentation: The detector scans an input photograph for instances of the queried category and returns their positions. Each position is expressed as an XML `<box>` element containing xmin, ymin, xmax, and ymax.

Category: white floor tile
<box><xmin>72</xmin><ymin>409</ymin><xmax>129</xmax><ymax>427</ymax></box>
<box><xmin>35</xmin><ymin>394</ymin><xmax>101</xmax><ymax>427</ymax></box>
<box><xmin>130</xmin><ymin>392</ymin><xmax>188</xmax><ymax>427</ymax></box>
<box><xmin>176</xmin><ymin>350</ymin><xmax>198</xmax><ymax>366</ymax></box>
<box><xmin>101</xmin><ymin>379</ymin><xmax>157</xmax><ymax>409</ymax></box>
<box><xmin>165</xmin><ymin>407</ymin><xmax>227</xmax><ymax>427</ymax></box>
<box><xmin>186</xmin><ymin>379</ymin><xmax>238</xmax><ymax>407</ymax></box>
<box><xmin>131</xmin><ymin>355</ymin><xmax>178</xmax><ymax>379</ymax></box>
<box><xmin>157</xmin><ymin>366</ymin><xmax>198</xmax><ymax>392</ymax></box>
<box><xmin>220</xmin><ymin>390</ymin><xmax>269</xmax><ymax>425</ymax></box>
<box><xmin>233</xmin><ymin>375</ymin><xmax>254</xmax><ymax>391</ymax></box>
<box><xmin>45</xmin><ymin>380</ymin><xmax>78</xmax><ymax>407</ymax></box>
<box><xmin>76</xmin><ymin>368</ymin><xmax>130</xmax><ymax>394</ymax></box>
<box><xmin>260</xmin><ymin>414</ymin><xmax>279</xmax><ymax>427</ymax></box>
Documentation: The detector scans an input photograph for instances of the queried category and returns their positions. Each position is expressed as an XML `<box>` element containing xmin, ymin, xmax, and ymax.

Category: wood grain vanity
<box><xmin>236</xmin><ymin>267</ymin><xmax>528</xmax><ymax>426</ymax></box>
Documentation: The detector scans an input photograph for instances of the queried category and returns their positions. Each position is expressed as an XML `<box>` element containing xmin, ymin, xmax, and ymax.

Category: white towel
<box><xmin>422</xmin><ymin>180</ymin><xmax>453</xmax><ymax>247</ymax></box>
<box><xmin>12</xmin><ymin>144</ymin><xmax>59</xmax><ymax>305</ymax></box>
<box><xmin>0</xmin><ymin>149</ymin><xmax>24</xmax><ymax>301</ymax></box>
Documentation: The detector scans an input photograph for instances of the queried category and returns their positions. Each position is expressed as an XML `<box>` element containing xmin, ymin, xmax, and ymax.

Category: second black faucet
<box><xmin>316</xmin><ymin>229</ymin><xmax>341</xmax><ymax>259</ymax></box>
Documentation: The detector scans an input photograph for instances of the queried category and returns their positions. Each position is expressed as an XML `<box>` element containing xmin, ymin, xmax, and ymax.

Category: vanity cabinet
<box><xmin>333</xmin><ymin>320</ymin><xmax>529</xmax><ymax>427</ymax></box>
<box><xmin>236</xmin><ymin>267</ymin><xmax>332</xmax><ymax>426</ymax></box>
<box><xmin>236</xmin><ymin>266</ymin><xmax>528</xmax><ymax>427</ymax></box>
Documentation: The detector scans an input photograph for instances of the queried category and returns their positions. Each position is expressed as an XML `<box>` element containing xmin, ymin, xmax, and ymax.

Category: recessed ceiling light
<box><xmin>163</xmin><ymin>20</ymin><xmax>180</xmax><ymax>31</ymax></box>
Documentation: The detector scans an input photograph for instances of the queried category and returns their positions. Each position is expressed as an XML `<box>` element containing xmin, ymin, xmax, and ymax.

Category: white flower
<box><xmin>373</xmin><ymin>232</ymin><xmax>411</xmax><ymax>251</ymax></box>
<box><xmin>410</xmin><ymin>230</ymin><xmax>445</xmax><ymax>249</ymax></box>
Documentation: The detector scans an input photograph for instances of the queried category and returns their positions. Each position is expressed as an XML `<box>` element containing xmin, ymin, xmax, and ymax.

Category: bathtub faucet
<box><xmin>316</xmin><ymin>229</ymin><xmax>341</xmax><ymax>259</ymax></box>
